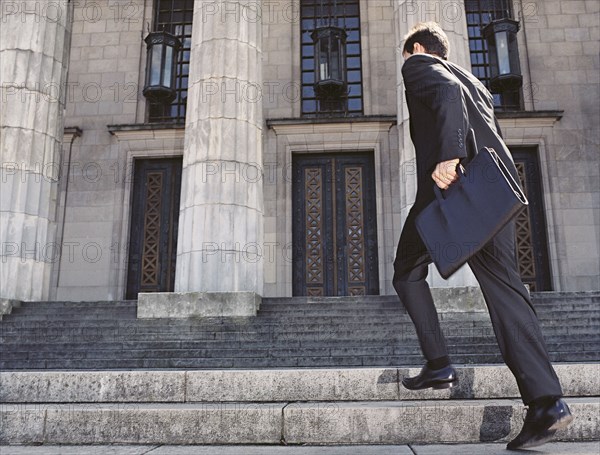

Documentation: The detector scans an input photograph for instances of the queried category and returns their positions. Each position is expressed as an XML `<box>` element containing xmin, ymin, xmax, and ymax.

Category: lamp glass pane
<box><xmin>319</xmin><ymin>39</ymin><xmax>329</xmax><ymax>80</ymax></box>
<box><xmin>330</xmin><ymin>36</ymin><xmax>341</xmax><ymax>79</ymax></box>
<box><xmin>496</xmin><ymin>31</ymin><xmax>511</xmax><ymax>75</ymax></box>
<box><xmin>150</xmin><ymin>44</ymin><xmax>162</xmax><ymax>85</ymax></box>
<box><xmin>163</xmin><ymin>45</ymin><xmax>173</xmax><ymax>87</ymax></box>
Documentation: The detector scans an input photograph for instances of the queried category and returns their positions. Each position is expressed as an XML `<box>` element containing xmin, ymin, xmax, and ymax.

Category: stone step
<box><xmin>1</xmin><ymin>332</ymin><xmax>598</xmax><ymax>351</ymax></box>
<box><xmin>2</xmin><ymin>339</ymin><xmax>598</xmax><ymax>361</ymax></box>
<box><xmin>0</xmin><ymin>346</ymin><xmax>494</xmax><ymax>362</ymax></box>
<box><xmin>2</xmin><ymin>350</ymin><xmax>598</xmax><ymax>370</ymax></box>
<box><xmin>530</xmin><ymin>291</ymin><xmax>600</xmax><ymax>301</ymax></box>
<box><xmin>1</xmin><ymin>323</ymin><xmax>597</xmax><ymax>342</ymax></box>
<box><xmin>2</xmin><ymin>308</ymin><xmax>596</xmax><ymax>325</ymax></box>
<box><xmin>0</xmin><ymin>318</ymin><xmax>499</xmax><ymax>331</ymax></box>
<box><xmin>5</xmin><ymin>311</ymin><xmax>599</xmax><ymax>327</ymax></box>
<box><xmin>1</xmin><ymin>347</ymin><xmax>596</xmax><ymax>367</ymax></box>
<box><xmin>1</xmin><ymin>364</ymin><xmax>597</xmax><ymax>403</ymax></box>
<box><xmin>0</xmin><ymin>397</ymin><xmax>596</xmax><ymax>445</ymax></box>
<box><xmin>5</xmin><ymin>307</ymin><xmax>599</xmax><ymax>325</ymax></box>
<box><xmin>258</xmin><ymin>300</ymin><xmax>600</xmax><ymax>310</ymax></box>
<box><xmin>8</xmin><ymin>292</ymin><xmax>598</xmax><ymax>311</ymax></box>
<box><xmin>0</xmin><ymin>335</ymin><xmax>596</xmax><ymax>352</ymax></box>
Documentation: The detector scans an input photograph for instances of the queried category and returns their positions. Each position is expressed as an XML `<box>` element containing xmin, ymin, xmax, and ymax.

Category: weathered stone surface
<box><xmin>186</xmin><ymin>368</ymin><xmax>399</xmax><ymax>402</ymax></box>
<box><xmin>0</xmin><ymin>404</ymin><xmax>45</xmax><ymax>444</ymax></box>
<box><xmin>0</xmin><ymin>299</ymin><xmax>20</xmax><ymax>319</ymax></box>
<box><xmin>0</xmin><ymin>443</ymin><xmax>598</xmax><ymax>454</ymax></box>
<box><xmin>431</xmin><ymin>287</ymin><xmax>487</xmax><ymax>312</ymax></box>
<box><xmin>0</xmin><ymin>371</ymin><xmax>185</xmax><ymax>403</ymax></box>
<box><xmin>411</xmin><ymin>442</ymin><xmax>600</xmax><ymax>455</ymax></box>
<box><xmin>175</xmin><ymin>0</ymin><xmax>264</xmax><ymax>295</ymax></box>
<box><xmin>0</xmin><ymin>0</ymin><xmax>71</xmax><ymax>301</ymax></box>
<box><xmin>137</xmin><ymin>291</ymin><xmax>261</xmax><ymax>318</ymax></box>
<box><xmin>555</xmin><ymin>363</ymin><xmax>600</xmax><ymax>397</ymax></box>
<box><xmin>2</xmin><ymin>364</ymin><xmax>598</xmax><ymax>403</ymax></box>
<box><xmin>1</xmin><ymin>398</ymin><xmax>597</xmax><ymax>445</ymax></box>
<box><xmin>283</xmin><ymin>399</ymin><xmax>518</xmax><ymax>444</ymax></box>
<box><xmin>43</xmin><ymin>403</ymin><xmax>282</xmax><ymax>444</ymax></box>
<box><xmin>283</xmin><ymin>398</ymin><xmax>599</xmax><ymax>444</ymax></box>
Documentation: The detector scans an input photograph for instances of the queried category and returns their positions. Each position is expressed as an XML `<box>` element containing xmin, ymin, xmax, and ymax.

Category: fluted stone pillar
<box><xmin>394</xmin><ymin>0</ymin><xmax>478</xmax><ymax>287</ymax></box>
<box><xmin>138</xmin><ymin>0</ymin><xmax>265</xmax><ymax>317</ymax></box>
<box><xmin>0</xmin><ymin>1</ymin><xmax>72</xmax><ymax>302</ymax></box>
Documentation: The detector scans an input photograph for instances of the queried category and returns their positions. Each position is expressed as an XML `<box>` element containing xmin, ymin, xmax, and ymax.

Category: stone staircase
<box><xmin>0</xmin><ymin>365</ymin><xmax>598</xmax><ymax>444</ymax></box>
<box><xmin>0</xmin><ymin>292</ymin><xmax>599</xmax><ymax>445</ymax></box>
<box><xmin>0</xmin><ymin>292</ymin><xmax>599</xmax><ymax>369</ymax></box>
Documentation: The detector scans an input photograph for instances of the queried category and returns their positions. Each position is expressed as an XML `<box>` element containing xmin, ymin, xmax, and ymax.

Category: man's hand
<box><xmin>432</xmin><ymin>158</ymin><xmax>460</xmax><ymax>190</ymax></box>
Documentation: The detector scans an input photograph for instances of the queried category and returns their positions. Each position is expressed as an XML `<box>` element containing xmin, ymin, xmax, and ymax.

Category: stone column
<box><xmin>139</xmin><ymin>0</ymin><xmax>264</xmax><ymax>317</ymax></box>
<box><xmin>0</xmin><ymin>1</ymin><xmax>72</xmax><ymax>302</ymax></box>
<box><xmin>393</xmin><ymin>0</ymin><xmax>478</xmax><ymax>288</ymax></box>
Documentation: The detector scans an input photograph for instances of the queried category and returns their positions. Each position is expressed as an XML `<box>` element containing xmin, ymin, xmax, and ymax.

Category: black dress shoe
<box><xmin>507</xmin><ymin>398</ymin><xmax>574</xmax><ymax>450</ymax></box>
<box><xmin>402</xmin><ymin>364</ymin><xmax>458</xmax><ymax>390</ymax></box>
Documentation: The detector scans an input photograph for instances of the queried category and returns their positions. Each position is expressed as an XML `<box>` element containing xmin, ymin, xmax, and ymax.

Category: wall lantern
<box><xmin>311</xmin><ymin>26</ymin><xmax>348</xmax><ymax>99</ymax></box>
<box><xmin>482</xmin><ymin>18</ymin><xmax>523</xmax><ymax>93</ymax></box>
<box><xmin>143</xmin><ymin>30</ymin><xmax>182</xmax><ymax>103</ymax></box>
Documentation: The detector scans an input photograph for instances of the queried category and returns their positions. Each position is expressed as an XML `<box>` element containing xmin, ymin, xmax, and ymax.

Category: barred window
<box><xmin>465</xmin><ymin>0</ymin><xmax>522</xmax><ymax>110</ymax></box>
<box><xmin>148</xmin><ymin>0</ymin><xmax>194</xmax><ymax>123</ymax></box>
<box><xmin>301</xmin><ymin>0</ymin><xmax>364</xmax><ymax>117</ymax></box>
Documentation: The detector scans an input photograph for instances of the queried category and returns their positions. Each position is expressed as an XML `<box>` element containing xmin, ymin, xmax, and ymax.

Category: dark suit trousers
<box><xmin>392</xmin><ymin>207</ymin><xmax>563</xmax><ymax>404</ymax></box>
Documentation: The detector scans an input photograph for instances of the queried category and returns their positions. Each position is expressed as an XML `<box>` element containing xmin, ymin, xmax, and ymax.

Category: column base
<box><xmin>137</xmin><ymin>291</ymin><xmax>262</xmax><ymax>319</ymax></box>
<box><xmin>430</xmin><ymin>285</ymin><xmax>530</xmax><ymax>313</ymax></box>
<box><xmin>431</xmin><ymin>286</ymin><xmax>486</xmax><ymax>312</ymax></box>
<box><xmin>0</xmin><ymin>299</ymin><xmax>21</xmax><ymax>320</ymax></box>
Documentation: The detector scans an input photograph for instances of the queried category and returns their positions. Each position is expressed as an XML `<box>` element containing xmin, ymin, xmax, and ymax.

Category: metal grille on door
<box><xmin>293</xmin><ymin>153</ymin><xmax>379</xmax><ymax>297</ymax></box>
<box><xmin>512</xmin><ymin>148</ymin><xmax>552</xmax><ymax>291</ymax></box>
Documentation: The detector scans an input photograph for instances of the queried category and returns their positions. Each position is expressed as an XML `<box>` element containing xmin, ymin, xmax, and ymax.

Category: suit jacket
<box><xmin>401</xmin><ymin>53</ymin><xmax>519</xmax><ymax>212</ymax></box>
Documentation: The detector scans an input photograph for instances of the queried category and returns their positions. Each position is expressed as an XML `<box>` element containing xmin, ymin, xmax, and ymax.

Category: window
<box><xmin>301</xmin><ymin>0</ymin><xmax>364</xmax><ymax>117</ymax></box>
<box><xmin>148</xmin><ymin>0</ymin><xmax>194</xmax><ymax>123</ymax></box>
<box><xmin>465</xmin><ymin>0</ymin><xmax>522</xmax><ymax>110</ymax></box>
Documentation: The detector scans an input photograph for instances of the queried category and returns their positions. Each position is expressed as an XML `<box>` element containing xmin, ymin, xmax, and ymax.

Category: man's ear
<box><xmin>413</xmin><ymin>42</ymin><xmax>427</xmax><ymax>54</ymax></box>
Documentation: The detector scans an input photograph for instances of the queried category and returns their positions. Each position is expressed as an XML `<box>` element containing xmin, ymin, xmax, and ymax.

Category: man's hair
<box><xmin>403</xmin><ymin>22</ymin><xmax>450</xmax><ymax>60</ymax></box>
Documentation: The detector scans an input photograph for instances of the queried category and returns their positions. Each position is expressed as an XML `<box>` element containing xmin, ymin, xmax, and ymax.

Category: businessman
<box><xmin>394</xmin><ymin>22</ymin><xmax>573</xmax><ymax>450</ymax></box>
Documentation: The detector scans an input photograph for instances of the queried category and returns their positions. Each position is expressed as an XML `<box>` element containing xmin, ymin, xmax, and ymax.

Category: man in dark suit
<box><xmin>394</xmin><ymin>22</ymin><xmax>573</xmax><ymax>450</ymax></box>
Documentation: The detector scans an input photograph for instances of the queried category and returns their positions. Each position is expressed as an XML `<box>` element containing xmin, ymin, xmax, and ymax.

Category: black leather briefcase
<box><xmin>415</xmin><ymin>147</ymin><xmax>528</xmax><ymax>279</ymax></box>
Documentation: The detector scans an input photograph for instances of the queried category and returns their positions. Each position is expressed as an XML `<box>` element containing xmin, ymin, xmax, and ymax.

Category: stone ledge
<box><xmin>2</xmin><ymin>364</ymin><xmax>597</xmax><ymax>403</ymax></box>
<box><xmin>283</xmin><ymin>398</ymin><xmax>597</xmax><ymax>445</ymax></box>
<box><xmin>0</xmin><ymin>398</ymin><xmax>596</xmax><ymax>445</ymax></box>
<box><xmin>137</xmin><ymin>291</ymin><xmax>261</xmax><ymax>319</ymax></box>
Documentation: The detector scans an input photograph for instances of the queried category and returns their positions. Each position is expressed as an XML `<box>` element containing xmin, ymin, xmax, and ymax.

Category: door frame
<box><xmin>502</xmin><ymin>135</ymin><xmax>558</xmax><ymax>289</ymax></box>
<box><xmin>266</xmin><ymin>120</ymin><xmax>394</xmax><ymax>297</ymax></box>
<box><xmin>110</xmin><ymin>127</ymin><xmax>186</xmax><ymax>300</ymax></box>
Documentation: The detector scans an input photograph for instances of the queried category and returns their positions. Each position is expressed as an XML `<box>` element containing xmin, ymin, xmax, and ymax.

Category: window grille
<box><xmin>148</xmin><ymin>0</ymin><xmax>194</xmax><ymax>123</ymax></box>
<box><xmin>465</xmin><ymin>0</ymin><xmax>522</xmax><ymax>110</ymax></box>
<box><xmin>301</xmin><ymin>0</ymin><xmax>364</xmax><ymax>116</ymax></box>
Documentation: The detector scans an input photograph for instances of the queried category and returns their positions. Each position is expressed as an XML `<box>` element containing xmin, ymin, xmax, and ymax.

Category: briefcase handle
<box><xmin>467</xmin><ymin>130</ymin><xmax>528</xmax><ymax>206</ymax></box>
<box><xmin>485</xmin><ymin>147</ymin><xmax>529</xmax><ymax>206</ymax></box>
<box><xmin>433</xmin><ymin>147</ymin><xmax>528</xmax><ymax>207</ymax></box>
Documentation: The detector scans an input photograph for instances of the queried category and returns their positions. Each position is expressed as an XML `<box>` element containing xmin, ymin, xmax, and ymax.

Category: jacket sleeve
<box><xmin>402</xmin><ymin>55</ymin><xmax>469</xmax><ymax>163</ymax></box>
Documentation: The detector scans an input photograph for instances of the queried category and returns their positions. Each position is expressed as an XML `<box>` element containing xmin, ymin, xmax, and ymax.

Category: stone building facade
<box><xmin>1</xmin><ymin>0</ymin><xmax>598</xmax><ymax>309</ymax></box>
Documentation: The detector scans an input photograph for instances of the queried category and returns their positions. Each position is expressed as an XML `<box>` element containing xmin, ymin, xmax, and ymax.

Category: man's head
<box><xmin>402</xmin><ymin>22</ymin><xmax>450</xmax><ymax>60</ymax></box>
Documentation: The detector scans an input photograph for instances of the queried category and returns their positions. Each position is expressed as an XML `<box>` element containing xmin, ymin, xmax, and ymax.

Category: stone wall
<box><xmin>55</xmin><ymin>0</ymin><xmax>147</xmax><ymax>300</ymax></box>
<box><xmin>46</xmin><ymin>0</ymin><xmax>599</xmax><ymax>300</ymax></box>
<box><xmin>511</xmin><ymin>0</ymin><xmax>600</xmax><ymax>290</ymax></box>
